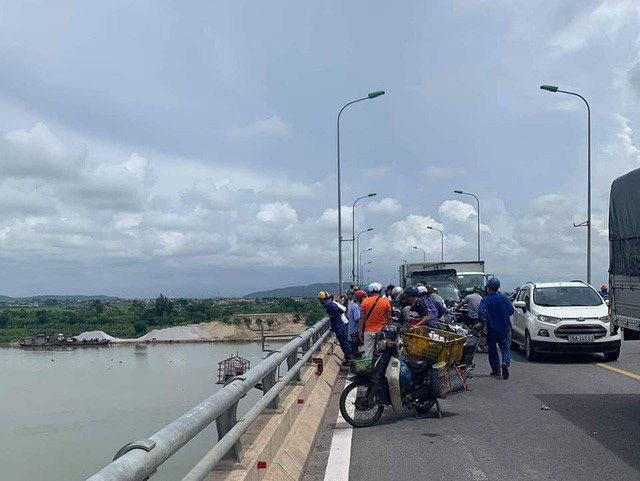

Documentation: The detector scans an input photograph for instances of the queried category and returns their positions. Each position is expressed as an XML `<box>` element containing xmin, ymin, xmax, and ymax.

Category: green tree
<box><xmin>306</xmin><ymin>310</ymin><xmax>323</xmax><ymax>326</ymax></box>
<box><xmin>35</xmin><ymin>310</ymin><xmax>50</xmax><ymax>325</ymax></box>
<box><xmin>155</xmin><ymin>294</ymin><xmax>174</xmax><ymax>317</ymax></box>
<box><xmin>243</xmin><ymin>318</ymin><xmax>252</xmax><ymax>329</ymax></box>
<box><xmin>255</xmin><ymin>318</ymin><xmax>263</xmax><ymax>328</ymax></box>
<box><xmin>133</xmin><ymin>321</ymin><xmax>147</xmax><ymax>335</ymax></box>
<box><xmin>266</xmin><ymin>318</ymin><xmax>274</xmax><ymax>328</ymax></box>
<box><xmin>0</xmin><ymin>310</ymin><xmax>9</xmax><ymax>327</ymax></box>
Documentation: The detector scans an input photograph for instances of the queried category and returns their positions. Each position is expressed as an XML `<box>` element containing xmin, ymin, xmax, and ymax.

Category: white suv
<box><xmin>511</xmin><ymin>281</ymin><xmax>621</xmax><ymax>362</ymax></box>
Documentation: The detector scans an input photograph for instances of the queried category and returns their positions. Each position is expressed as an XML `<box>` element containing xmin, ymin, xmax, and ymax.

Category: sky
<box><xmin>0</xmin><ymin>0</ymin><xmax>639</xmax><ymax>297</ymax></box>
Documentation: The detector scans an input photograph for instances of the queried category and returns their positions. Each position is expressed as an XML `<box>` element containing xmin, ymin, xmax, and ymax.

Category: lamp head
<box><xmin>368</xmin><ymin>193</ymin><xmax>377</xmax><ymax>197</ymax></box>
<box><xmin>540</xmin><ymin>84</ymin><xmax>559</xmax><ymax>93</ymax></box>
<box><xmin>454</xmin><ymin>190</ymin><xmax>463</xmax><ymax>194</ymax></box>
<box><xmin>367</xmin><ymin>90</ymin><xmax>385</xmax><ymax>99</ymax></box>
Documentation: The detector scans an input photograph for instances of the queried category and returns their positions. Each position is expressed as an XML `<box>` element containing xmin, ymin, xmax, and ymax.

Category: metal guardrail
<box><xmin>87</xmin><ymin>318</ymin><xmax>331</xmax><ymax>481</ymax></box>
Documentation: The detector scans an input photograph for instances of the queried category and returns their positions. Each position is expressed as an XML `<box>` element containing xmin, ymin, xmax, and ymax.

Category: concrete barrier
<box><xmin>205</xmin><ymin>340</ymin><xmax>342</xmax><ymax>481</ymax></box>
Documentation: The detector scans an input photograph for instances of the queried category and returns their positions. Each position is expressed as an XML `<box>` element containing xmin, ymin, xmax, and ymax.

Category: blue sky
<box><xmin>0</xmin><ymin>1</ymin><xmax>638</xmax><ymax>297</ymax></box>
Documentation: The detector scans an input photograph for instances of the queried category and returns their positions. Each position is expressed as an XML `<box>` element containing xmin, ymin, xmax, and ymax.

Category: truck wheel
<box><xmin>603</xmin><ymin>348</ymin><xmax>620</xmax><ymax>362</ymax></box>
<box><xmin>525</xmin><ymin>331</ymin><xmax>540</xmax><ymax>362</ymax></box>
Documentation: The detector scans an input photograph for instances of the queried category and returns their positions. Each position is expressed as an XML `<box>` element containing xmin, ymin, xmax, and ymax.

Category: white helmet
<box><xmin>391</xmin><ymin>286</ymin><xmax>403</xmax><ymax>298</ymax></box>
<box><xmin>417</xmin><ymin>285</ymin><xmax>428</xmax><ymax>295</ymax></box>
<box><xmin>368</xmin><ymin>282</ymin><xmax>383</xmax><ymax>293</ymax></box>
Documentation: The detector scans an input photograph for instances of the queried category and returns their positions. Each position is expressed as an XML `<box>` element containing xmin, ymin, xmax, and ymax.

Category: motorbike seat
<box><xmin>405</xmin><ymin>356</ymin><xmax>428</xmax><ymax>371</ymax></box>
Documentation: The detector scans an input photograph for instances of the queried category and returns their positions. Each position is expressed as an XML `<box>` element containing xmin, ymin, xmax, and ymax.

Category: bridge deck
<box><xmin>304</xmin><ymin>342</ymin><xmax>640</xmax><ymax>481</ymax></box>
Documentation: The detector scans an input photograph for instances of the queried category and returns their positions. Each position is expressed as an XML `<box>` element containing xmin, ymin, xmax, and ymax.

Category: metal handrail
<box><xmin>87</xmin><ymin>318</ymin><xmax>330</xmax><ymax>481</ymax></box>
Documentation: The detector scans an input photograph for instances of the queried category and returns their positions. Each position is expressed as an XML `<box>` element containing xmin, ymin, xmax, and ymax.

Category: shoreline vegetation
<box><xmin>0</xmin><ymin>295</ymin><xmax>325</xmax><ymax>345</ymax></box>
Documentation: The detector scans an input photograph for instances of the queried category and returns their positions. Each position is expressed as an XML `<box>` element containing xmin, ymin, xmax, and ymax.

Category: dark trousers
<box><xmin>487</xmin><ymin>329</ymin><xmax>510</xmax><ymax>373</ymax></box>
<box><xmin>331</xmin><ymin>322</ymin><xmax>352</xmax><ymax>360</ymax></box>
<box><xmin>350</xmin><ymin>333</ymin><xmax>362</xmax><ymax>359</ymax></box>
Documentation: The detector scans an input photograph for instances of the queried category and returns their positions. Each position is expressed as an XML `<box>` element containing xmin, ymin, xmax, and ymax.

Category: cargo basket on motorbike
<box><xmin>350</xmin><ymin>357</ymin><xmax>374</xmax><ymax>375</ymax></box>
<box><xmin>430</xmin><ymin>362</ymin><xmax>467</xmax><ymax>398</ymax></box>
<box><xmin>402</xmin><ymin>326</ymin><xmax>466</xmax><ymax>364</ymax></box>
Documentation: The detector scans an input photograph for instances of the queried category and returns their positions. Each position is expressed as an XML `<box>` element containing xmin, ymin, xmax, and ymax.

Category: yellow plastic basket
<box><xmin>402</xmin><ymin>326</ymin><xmax>466</xmax><ymax>364</ymax></box>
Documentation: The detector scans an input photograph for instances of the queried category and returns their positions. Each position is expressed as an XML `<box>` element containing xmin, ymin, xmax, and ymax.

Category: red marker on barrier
<box><xmin>257</xmin><ymin>461</ymin><xmax>267</xmax><ymax>469</ymax></box>
<box><xmin>297</xmin><ymin>399</ymin><xmax>304</xmax><ymax>404</ymax></box>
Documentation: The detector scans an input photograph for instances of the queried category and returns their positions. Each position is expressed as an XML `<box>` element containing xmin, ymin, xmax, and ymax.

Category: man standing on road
<box><xmin>477</xmin><ymin>278</ymin><xmax>514</xmax><ymax>379</ymax></box>
<box><xmin>600</xmin><ymin>284</ymin><xmax>609</xmax><ymax>301</ymax></box>
<box><xmin>348</xmin><ymin>290</ymin><xmax>366</xmax><ymax>358</ymax></box>
<box><xmin>318</xmin><ymin>291</ymin><xmax>351</xmax><ymax>365</ymax></box>
<box><xmin>358</xmin><ymin>282</ymin><xmax>392</xmax><ymax>357</ymax></box>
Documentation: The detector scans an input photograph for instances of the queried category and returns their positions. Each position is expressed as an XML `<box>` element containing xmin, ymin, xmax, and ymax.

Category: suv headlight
<box><xmin>598</xmin><ymin>315</ymin><xmax>610</xmax><ymax>323</ymax></box>
<box><xmin>537</xmin><ymin>315</ymin><xmax>561</xmax><ymax>324</ymax></box>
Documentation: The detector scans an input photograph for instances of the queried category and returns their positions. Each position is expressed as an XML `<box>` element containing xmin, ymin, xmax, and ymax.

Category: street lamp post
<box><xmin>336</xmin><ymin>90</ymin><xmax>385</xmax><ymax>295</ymax></box>
<box><xmin>359</xmin><ymin>248</ymin><xmax>373</xmax><ymax>284</ymax></box>
<box><xmin>540</xmin><ymin>84</ymin><xmax>591</xmax><ymax>284</ymax></box>
<box><xmin>355</xmin><ymin>228</ymin><xmax>373</xmax><ymax>286</ymax></box>
<box><xmin>454</xmin><ymin>190</ymin><xmax>480</xmax><ymax>261</ymax></box>
<box><xmin>413</xmin><ymin>246</ymin><xmax>426</xmax><ymax>262</ymax></box>
<box><xmin>427</xmin><ymin>226</ymin><xmax>444</xmax><ymax>261</ymax></box>
<box><xmin>363</xmin><ymin>262</ymin><xmax>372</xmax><ymax>284</ymax></box>
<box><xmin>351</xmin><ymin>193</ymin><xmax>377</xmax><ymax>284</ymax></box>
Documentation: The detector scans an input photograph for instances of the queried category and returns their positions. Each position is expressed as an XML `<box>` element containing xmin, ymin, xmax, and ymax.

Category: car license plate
<box><xmin>568</xmin><ymin>334</ymin><xmax>595</xmax><ymax>342</ymax></box>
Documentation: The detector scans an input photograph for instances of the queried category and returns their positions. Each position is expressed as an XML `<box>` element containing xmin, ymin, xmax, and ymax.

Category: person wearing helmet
<box><xmin>456</xmin><ymin>286</ymin><xmax>483</xmax><ymax>326</ymax></box>
<box><xmin>413</xmin><ymin>285</ymin><xmax>445</xmax><ymax>328</ymax></box>
<box><xmin>318</xmin><ymin>291</ymin><xmax>351</xmax><ymax>364</ymax></box>
<box><xmin>477</xmin><ymin>277</ymin><xmax>514</xmax><ymax>379</ymax></box>
<box><xmin>600</xmin><ymin>284</ymin><xmax>609</xmax><ymax>301</ymax></box>
<box><xmin>384</xmin><ymin>284</ymin><xmax>395</xmax><ymax>302</ymax></box>
<box><xmin>391</xmin><ymin>286</ymin><xmax>403</xmax><ymax>299</ymax></box>
<box><xmin>358</xmin><ymin>282</ymin><xmax>392</xmax><ymax>357</ymax></box>
<box><xmin>427</xmin><ymin>285</ymin><xmax>446</xmax><ymax>307</ymax></box>
<box><xmin>348</xmin><ymin>290</ymin><xmax>367</xmax><ymax>358</ymax></box>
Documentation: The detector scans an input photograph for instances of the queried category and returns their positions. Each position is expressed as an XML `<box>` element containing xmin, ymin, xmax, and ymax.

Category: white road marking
<box><xmin>452</xmin><ymin>435</ymin><xmax>489</xmax><ymax>481</ymax></box>
<box><xmin>323</xmin><ymin>379</ymin><xmax>353</xmax><ymax>481</ymax></box>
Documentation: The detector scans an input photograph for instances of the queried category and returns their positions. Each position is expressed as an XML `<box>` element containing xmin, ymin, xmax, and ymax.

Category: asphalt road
<box><xmin>304</xmin><ymin>340</ymin><xmax>640</xmax><ymax>481</ymax></box>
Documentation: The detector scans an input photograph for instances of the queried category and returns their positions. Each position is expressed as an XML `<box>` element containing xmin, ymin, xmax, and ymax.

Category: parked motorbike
<box><xmin>339</xmin><ymin>325</ymin><xmax>440</xmax><ymax>428</ymax></box>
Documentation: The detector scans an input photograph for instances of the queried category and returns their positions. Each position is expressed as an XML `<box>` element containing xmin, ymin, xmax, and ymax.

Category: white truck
<box><xmin>609</xmin><ymin>167</ymin><xmax>640</xmax><ymax>340</ymax></box>
<box><xmin>398</xmin><ymin>261</ymin><xmax>488</xmax><ymax>298</ymax></box>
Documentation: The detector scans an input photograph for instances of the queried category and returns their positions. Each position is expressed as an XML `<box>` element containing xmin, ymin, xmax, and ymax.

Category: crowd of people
<box><xmin>317</xmin><ymin>276</ymin><xmax>514</xmax><ymax>379</ymax></box>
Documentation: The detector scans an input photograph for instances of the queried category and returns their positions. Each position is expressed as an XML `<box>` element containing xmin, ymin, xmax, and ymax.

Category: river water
<box><xmin>0</xmin><ymin>342</ymin><xmax>283</xmax><ymax>481</ymax></box>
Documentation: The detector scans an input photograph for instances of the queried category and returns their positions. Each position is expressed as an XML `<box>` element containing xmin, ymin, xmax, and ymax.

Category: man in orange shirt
<box><xmin>358</xmin><ymin>282</ymin><xmax>392</xmax><ymax>357</ymax></box>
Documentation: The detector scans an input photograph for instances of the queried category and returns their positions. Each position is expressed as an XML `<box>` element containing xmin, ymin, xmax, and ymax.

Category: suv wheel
<box><xmin>525</xmin><ymin>331</ymin><xmax>540</xmax><ymax>362</ymax></box>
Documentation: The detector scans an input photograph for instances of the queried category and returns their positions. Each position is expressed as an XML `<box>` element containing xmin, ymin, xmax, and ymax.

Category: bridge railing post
<box><xmin>215</xmin><ymin>400</ymin><xmax>241</xmax><ymax>461</ymax></box>
<box><xmin>287</xmin><ymin>350</ymin><xmax>301</xmax><ymax>383</ymax></box>
<box><xmin>261</xmin><ymin>367</ymin><xmax>279</xmax><ymax>410</ymax></box>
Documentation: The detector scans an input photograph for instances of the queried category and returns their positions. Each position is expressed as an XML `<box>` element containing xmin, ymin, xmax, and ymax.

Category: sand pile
<box><xmin>73</xmin><ymin>330</ymin><xmax>118</xmax><ymax>342</ymax></box>
<box><xmin>138</xmin><ymin>325</ymin><xmax>209</xmax><ymax>341</ymax></box>
<box><xmin>203</xmin><ymin>322</ymin><xmax>257</xmax><ymax>339</ymax></box>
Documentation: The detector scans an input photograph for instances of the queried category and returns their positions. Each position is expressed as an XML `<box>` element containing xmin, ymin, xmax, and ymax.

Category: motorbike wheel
<box><xmin>339</xmin><ymin>379</ymin><xmax>384</xmax><ymax>428</ymax></box>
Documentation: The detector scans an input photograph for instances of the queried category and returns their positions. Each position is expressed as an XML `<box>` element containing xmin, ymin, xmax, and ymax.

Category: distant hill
<box><xmin>245</xmin><ymin>283</ymin><xmax>352</xmax><ymax>298</ymax></box>
<box><xmin>0</xmin><ymin>294</ymin><xmax>120</xmax><ymax>303</ymax></box>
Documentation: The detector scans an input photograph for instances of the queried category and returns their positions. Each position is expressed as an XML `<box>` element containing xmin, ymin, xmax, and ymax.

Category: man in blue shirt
<box><xmin>477</xmin><ymin>277</ymin><xmax>514</xmax><ymax>379</ymax></box>
<box><xmin>347</xmin><ymin>290</ymin><xmax>365</xmax><ymax>358</ymax></box>
<box><xmin>318</xmin><ymin>291</ymin><xmax>351</xmax><ymax>364</ymax></box>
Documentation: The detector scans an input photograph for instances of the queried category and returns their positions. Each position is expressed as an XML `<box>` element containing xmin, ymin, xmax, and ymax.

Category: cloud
<box><xmin>438</xmin><ymin>200</ymin><xmax>476</xmax><ymax>222</ymax></box>
<box><xmin>255</xmin><ymin>202</ymin><xmax>298</xmax><ymax>224</ymax></box>
<box><xmin>423</xmin><ymin>165</ymin><xmax>457</xmax><ymax>181</ymax></box>
<box><xmin>549</xmin><ymin>0</ymin><xmax>640</xmax><ymax>54</ymax></box>
<box><xmin>365</xmin><ymin>198</ymin><xmax>402</xmax><ymax>217</ymax></box>
<box><xmin>0</xmin><ymin>123</ymin><xmax>85</xmax><ymax>179</ymax></box>
<box><xmin>225</xmin><ymin>115</ymin><xmax>292</xmax><ymax>140</ymax></box>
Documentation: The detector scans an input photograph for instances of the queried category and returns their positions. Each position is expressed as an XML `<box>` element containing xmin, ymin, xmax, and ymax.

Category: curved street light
<box><xmin>336</xmin><ymin>91</ymin><xmax>385</xmax><ymax>295</ymax></box>
<box><xmin>351</xmin><ymin>193</ymin><xmax>377</xmax><ymax>284</ymax></box>
<box><xmin>427</xmin><ymin>226</ymin><xmax>444</xmax><ymax>262</ymax></box>
<box><xmin>413</xmin><ymin>246</ymin><xmax>426</xmax><ymax>262</ymax></box>
<box><xmin>359</xmin><ymin>247</ymin><xmax>373</xmax><ymax>284</ymax></box>
<box><xmin>540</xmin><ymin>84</ymin><xmax>591</xmax><ymax>284</ymax></box>
<box><xmin>454</xmin><ymin>190</ymin><xmax>480</xmax><ymax>261</ymax></box>
<box><xmin>355</xmin><ymin>228</ymin><xmax>373</xmax><ymax>286</ymax></box>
